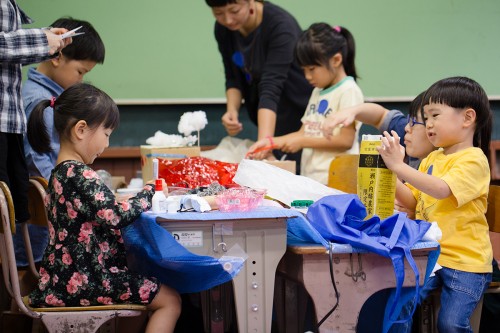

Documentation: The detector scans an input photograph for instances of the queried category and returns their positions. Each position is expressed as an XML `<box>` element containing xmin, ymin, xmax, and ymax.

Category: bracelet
<box><xmin>266</xmin><ymin>136</ymin><xmax>274</xmax><ymax>147</ymax></box>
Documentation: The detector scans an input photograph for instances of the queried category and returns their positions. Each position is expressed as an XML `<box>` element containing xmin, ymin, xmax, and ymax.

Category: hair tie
<box><xmin>50</xmin><ymin>96</ymin><xmax>56</xmax><ymax>108</ymax></box>
<box><xmin>333</xmin><ymin>26</ymin><xmax>341</xmax><ymax>33</ymax></box>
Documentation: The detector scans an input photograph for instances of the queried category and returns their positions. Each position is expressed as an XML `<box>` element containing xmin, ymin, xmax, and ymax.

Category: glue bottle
<box><xmin>152</xmin><ymin>179</ymin><xmax>167</xmax><ymax>213</ymax></box>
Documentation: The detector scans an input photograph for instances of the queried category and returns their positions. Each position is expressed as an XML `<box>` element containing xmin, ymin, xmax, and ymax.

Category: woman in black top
<box><xmin>205</xmin><ymin>0</ymin><xmax>312</xmax><ymax>171</ymax></box>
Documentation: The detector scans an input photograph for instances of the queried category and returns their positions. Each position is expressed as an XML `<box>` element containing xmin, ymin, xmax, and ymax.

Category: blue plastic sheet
<box><xmin>123</xmin><ymin>213</ymin><xmax>237</xmax><ymax>293</ymax></box>
<box><xmin>122</xmin><ymin>207</ymin><xmax>303</xmax><ymax>293</ymax></box>
<box><xmin>122</xmin><ymin>201</ymin><xmax>439</xmax><ymax>329</ymax></box>
<box><xmin>306</xmin><ymin>194</ymin><xmax>437</xmax><ymax>330</ymax></box>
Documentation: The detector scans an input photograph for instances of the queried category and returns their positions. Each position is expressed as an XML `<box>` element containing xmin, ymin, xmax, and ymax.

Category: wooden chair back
<box><xmin>0</xmin><ymin>181</ymin><xmax>146</xmax><ymax>333</ymax></box>
<box><xmin>327</xmin><ymin>154</ymin><xmax>359</xmax><ymax>194</ymax></box>
<box><xmin>486</xmin><ymin>185</ymin><xmax>500</xmax><ymax>233</ymax></box>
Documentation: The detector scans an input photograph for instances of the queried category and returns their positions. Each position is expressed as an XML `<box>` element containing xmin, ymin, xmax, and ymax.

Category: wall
<box><xmin>18</xmin><ymin>0</ymin><xmax>500</xmax><ymax>101</ymax></box>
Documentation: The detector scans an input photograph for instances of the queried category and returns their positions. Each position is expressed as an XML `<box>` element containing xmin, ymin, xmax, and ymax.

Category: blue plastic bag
<box><xmin>306</xmin><ymin>194</ymin><xmax>432</xmax><ymax>328</ymax></box>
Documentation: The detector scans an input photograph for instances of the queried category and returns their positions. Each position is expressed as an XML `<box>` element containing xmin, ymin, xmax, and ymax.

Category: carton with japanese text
<box><xmin>357</xmin><ymin>135</ymin><xmax>396</xmax><ymax>219</ymax></box>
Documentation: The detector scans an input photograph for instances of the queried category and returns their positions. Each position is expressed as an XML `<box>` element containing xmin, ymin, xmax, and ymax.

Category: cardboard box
<box><xmin>264</xmin><ymin>160</ymin><xmax>296</xmax><ymax>174</ymax></box>
<box><xmin>111</xmin><ymin>176</ymin><xmax>127</xmax><ymax>191</ymax></box>
<box><xmin>140</xmin><ymin>145</ymin><xmax>200</xmax><ymax>183</ymax></box>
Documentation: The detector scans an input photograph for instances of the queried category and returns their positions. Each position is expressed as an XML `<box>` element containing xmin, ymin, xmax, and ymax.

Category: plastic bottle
<box><xmin>152</xmin><ymin>179</ymin><xmax>167</xmax><ymax>213</ymax></box>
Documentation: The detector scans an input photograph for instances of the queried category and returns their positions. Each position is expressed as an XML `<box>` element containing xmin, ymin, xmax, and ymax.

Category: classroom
<box><xmin>1</xmin><ymin>0</ymin><xmax>500</xmax><ymax>332</ymax></box>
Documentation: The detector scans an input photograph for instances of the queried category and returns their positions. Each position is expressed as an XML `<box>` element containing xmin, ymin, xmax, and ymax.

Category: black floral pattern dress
<box><xmin>29</xmin><ymin>161</ymin><xmax>160</xmax><ymax>307</ymax></box>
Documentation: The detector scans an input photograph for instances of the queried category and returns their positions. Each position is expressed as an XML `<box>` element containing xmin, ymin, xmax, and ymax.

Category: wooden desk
<box><xmin>276</xmin><ymin>243</ymin><xmax>438</xmax><ymax>333</ymax></box>
<box><xmin>490</xmin><ymin>140</ymin><xmax>500</xmax><ymax>181</ymax></box>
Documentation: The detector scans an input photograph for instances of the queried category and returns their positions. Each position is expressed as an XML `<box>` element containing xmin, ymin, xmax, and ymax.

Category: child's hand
<box><xmin>146</xmin><ymin>178</ymin><xmax>169</xmax><ymax>196</ymax></box>
<box><xmin>377</xmin><ymin>131</ymin><xmax>405</xmax><ymax>170</ymax></box>
<box><xmin>281</xmin><ymin>135</ymin><xmax>302</xmax><ymax>154</ymax></box>
<box><xmin>394</xmin><ymin>198</ymin><xmax>415</xmax><ymax>219</ymax></box>
<box><xmin>322</xmin><ymin>113</ymin><xmax>352</xmax><ymax>139</ymax></box>
<box><xmin>246</xmin><ymin>137</ymin><xmax>276</xmax><ymax>160</ymax></box>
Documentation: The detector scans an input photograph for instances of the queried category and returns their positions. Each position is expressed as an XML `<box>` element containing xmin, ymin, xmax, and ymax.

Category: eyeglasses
<box><xmin>406</xmin><ymin>115</ymin><xmax>425</xmax><ymax>127</ymax></box>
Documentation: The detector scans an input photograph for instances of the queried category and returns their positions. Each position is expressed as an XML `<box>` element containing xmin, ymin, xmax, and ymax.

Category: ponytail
<box><xmin>337</xmin><ymin>26</ymin><xmax>358</xmax><ymax>80</ymax></box>
<box><xmin>27</xmin><ymin>99</ymin><xmax>52</xmax><ymax>154</ymax></box>
<box><xmin>295</xmin><ymin>23</ymin><xmax>359</xmax><ymax>81</ymax></box>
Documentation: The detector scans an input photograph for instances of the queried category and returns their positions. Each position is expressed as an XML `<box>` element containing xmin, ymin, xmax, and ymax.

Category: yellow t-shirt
<box><xmin>300</xmin><ymin>76</ymin><xmax>363</xmax><ymax>184</ymax></box>
<box><xmin>407</xmin><ymin>147</ymin><xmax>492</xmax><ymax>273</ymax></box>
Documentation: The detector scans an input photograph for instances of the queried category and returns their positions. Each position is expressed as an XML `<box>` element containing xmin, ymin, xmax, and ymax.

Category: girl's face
<box><xmin>301</xmin><ymin>54</ymin><xmax>343</xmax><ymax>89</ymax></box>
<box><xmin>211</xmin><ymin>0</ymin><xmax>251</xmax><ymax>31</ymax></box>
<box><xmin>404</xmin><ymin>112</ymin><xmax>435</xmax><ymax>159</ymax></box>
<box><xmin>423</xmin><ymin>103</ymin><xmax>467</xmax><ymax>153</ymax></box>
<box><xmin>82</xmin><ymin>124</ymin><xmax>112</xmax><ymax>164</ymax></box>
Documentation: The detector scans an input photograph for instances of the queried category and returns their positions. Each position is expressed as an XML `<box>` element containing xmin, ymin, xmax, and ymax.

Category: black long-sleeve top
<box><xmin>214</xmin><ymin>2</ymin><xmax>312</xmax><ymax>137</ymax></box>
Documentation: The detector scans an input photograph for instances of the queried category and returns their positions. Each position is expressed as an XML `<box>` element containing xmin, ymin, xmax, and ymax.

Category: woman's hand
<box><xmin>44</xmin><ymin>28</ymin><xmax>72</xmax><ymax>55</ymax></box>
<box><xmin>221</xmin><ymin>110</ymin><xmax>243</xmax><ymax>136</ymax></box>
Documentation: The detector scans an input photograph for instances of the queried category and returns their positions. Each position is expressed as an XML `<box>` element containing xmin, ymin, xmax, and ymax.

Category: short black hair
<box><xmin>51</xmin><ymin>17</ymin><xmax>105</xmax><ymax>64</ymax></box>
<box><xmin>205</xmin><ymin>0</ymin><xmax>250</xmax><ymax>7</ymax></box>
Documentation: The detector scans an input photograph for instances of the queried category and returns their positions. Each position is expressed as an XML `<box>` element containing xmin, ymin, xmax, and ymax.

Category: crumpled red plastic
<box><xmin>158</xmin><ymin>156</ymin><xmax>238</xmax><ymax>188</ymax></box>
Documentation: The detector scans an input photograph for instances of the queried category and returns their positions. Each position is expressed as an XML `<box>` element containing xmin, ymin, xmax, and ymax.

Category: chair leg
<box><xmin>470</xmin><ymin>296</ymin><xmax>484</xmax><ymax>333</ymax></box>
<box><xmin>0</xmin><ymin>310</ymin><xmax>33</xmax><ymax>333</ymax></box>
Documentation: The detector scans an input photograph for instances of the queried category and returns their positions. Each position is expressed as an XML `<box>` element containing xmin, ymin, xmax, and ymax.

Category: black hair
<box><xmin>408</xmin><ymin>91</ymin><xmax>426</xmax><ymax>118</ymax></box>
<box><xmin>205</xmin><ymin>0</ymin><xmax>262</xmax><ymax>7</ymax></box>
<box><xmin>27</xmin><ymin>83</ymin><xmax>119</xmax><ymax>154</ymax></box>
<box><xmin>421</xmin><ymin>76</ymin><xmax>492</xmax><ymax>157</ymax></box>
<box><xmin>295</xmin><ymin>23</ymin><xmax>358</xmax><ymax>80</ymax></box>
<box><xmin>51</xmin><ymin>17</ymin><xmax>105</xmax><ymax>64</ymax></box>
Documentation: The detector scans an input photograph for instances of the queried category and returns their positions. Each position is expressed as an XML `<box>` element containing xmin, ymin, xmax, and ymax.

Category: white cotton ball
<box><xmin>145</xmin><ymin>131</ymin><xmax>187</xmax><ymax>147</ymax></box>
<box><xmin>183</xmin><ymin>135</ymin><xmax>198</xmax><ymax>146</ymax></box>
<box><xmin>178</xmin><ymin>110</ymin><xmax>208</xmax><ymax>136</ymax></box>
<box><xmin>190</xmin><ymin>110</ymin><xmax>208</xmax><ymax>131</ymax></box>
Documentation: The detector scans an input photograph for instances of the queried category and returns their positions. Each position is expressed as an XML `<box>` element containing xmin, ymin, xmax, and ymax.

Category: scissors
<box><xmin>60</xmin><ymin>26</ymin><xmax>85</xmax><ymax>39</ymax></box>
<box><xmin>245</xmin><ymin>144</ymin><xmax>277</xmax><ymax>159</ymax></box>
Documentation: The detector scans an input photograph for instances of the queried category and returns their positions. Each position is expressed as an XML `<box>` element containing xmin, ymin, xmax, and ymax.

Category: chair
<box><xmin>0</xmin><ymin>181</ymin><xmax>147</xmax><ymax>333</ymax></box>
<box><xmin>20</xmin><ymin>177</ymin><xmax>50</xmax><ymax>279</ymax></box>
<box><xmin>327</xmin><ymin>154</ymin><xmax>359</xmax><ymax>194</ymax></box>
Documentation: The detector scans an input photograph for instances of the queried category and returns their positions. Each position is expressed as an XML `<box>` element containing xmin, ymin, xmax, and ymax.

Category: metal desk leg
<box><xmin>231</xmin><ymin>220</ymin><xmax>287</xmax><ymax>333</ymax></box>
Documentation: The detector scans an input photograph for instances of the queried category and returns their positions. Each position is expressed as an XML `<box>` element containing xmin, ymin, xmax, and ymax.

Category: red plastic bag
<box><xmin>158</xmin><ymin>156</ymin><xmax>238</xmax><ymax>188</ymax></box>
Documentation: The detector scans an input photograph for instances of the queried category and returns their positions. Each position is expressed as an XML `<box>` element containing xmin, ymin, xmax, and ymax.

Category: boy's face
<box><xmin>404</xmin><ymin>111</ymin><xmax>435</xmax><ymax>159</ymax></box>
<box><xmin>51</xmin><ymin>54</ymin><xmax>97</xmax><ymax>89</ymax></box>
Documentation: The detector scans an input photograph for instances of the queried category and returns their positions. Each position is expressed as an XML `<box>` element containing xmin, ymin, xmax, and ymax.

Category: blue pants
<box><xmin>390</xmin><ymin>267</ymin><xmax>491</xmax><ymax>333</ymax></box>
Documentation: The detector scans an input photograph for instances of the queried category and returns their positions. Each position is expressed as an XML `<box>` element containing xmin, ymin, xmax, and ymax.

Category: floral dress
<box><xmin>29</xmin><ymin>161</ymin><xmax>159</xmax><ymax>307</ymax></box>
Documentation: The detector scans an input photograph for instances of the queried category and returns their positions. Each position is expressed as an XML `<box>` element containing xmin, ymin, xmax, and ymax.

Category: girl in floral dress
<box><xmin>26</xmin><ymin>83</ymin><xmax>181</xmax><ymax>332</ymax></box>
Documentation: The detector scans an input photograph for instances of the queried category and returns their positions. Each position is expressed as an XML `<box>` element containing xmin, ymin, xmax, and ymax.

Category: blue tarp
<box><xmin>123</xmin><ymin>203</ymin><xmax>439</xmax><ymax>304</ymax></box>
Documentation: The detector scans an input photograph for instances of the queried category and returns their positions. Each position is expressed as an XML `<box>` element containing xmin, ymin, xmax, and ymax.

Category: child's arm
<box><xmin>378</xmin><ymin>131</ymin><xmax>452</xmax><ymax>199</ymax></box>
<box><xmin>395</xmin><ymin>178</ymin><xmax>417</xmax><ymax>211</ymax></box>
<box><xmin>281</xmin><ymin>125</ymin><xmax>356</xmax><ymax>153</ymax></box>
<box><xmin>69</xmin><ymin>163</ymin><xmax>154</xmax><ymax>229</ymax></box>
<box><xmin>322</xmin><ymin>103</ymin><xmax>389</xmax><ymax>139</ymax></box>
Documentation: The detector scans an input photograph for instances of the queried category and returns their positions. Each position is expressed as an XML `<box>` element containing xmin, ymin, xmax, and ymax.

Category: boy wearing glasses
<box><xmin>321</xmin><ymin>92</ymin><xmax>435</xmax><ymax>168</ymax></box>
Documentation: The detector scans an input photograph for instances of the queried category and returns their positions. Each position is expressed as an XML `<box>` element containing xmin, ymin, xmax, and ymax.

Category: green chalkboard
<box><xmin>18</xmin><ymin>0</ymin><xmax>500</xmax><ymax>101</ymax></box>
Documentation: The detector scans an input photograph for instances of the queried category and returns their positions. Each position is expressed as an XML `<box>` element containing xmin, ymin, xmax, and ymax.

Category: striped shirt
<box><xmin>0</xmin><ymin>0</ymin><xmax>51</xmax><ymax>134</ymax></box>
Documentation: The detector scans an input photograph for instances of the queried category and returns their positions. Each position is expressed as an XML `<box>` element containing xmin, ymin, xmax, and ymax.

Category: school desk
<box><xmin>275</xmin><ymin>241</ymin><xmax>439</xmax><ymax>333</ymax></box>
<box><xmin>124</xmin><ymin>207</ymin><xmax>298</xmax><ymax>333</ymax></box>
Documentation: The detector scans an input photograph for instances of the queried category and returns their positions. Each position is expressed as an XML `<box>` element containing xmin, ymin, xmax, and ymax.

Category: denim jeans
<box><xmin>390</xmin><ymin>267</ymin><xmax>492</xmax><ymax>333</ymax></box>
